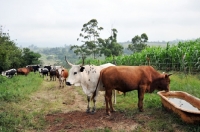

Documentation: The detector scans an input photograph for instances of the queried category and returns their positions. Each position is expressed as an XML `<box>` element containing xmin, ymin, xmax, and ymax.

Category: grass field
<box><xmin>0</xmin><ymin>72</ymin><xmax>200</xmax><ymax>131</ymax></box>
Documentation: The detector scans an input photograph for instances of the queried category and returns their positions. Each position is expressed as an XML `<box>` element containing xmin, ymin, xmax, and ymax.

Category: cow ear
<box><xmin>80</xmin><ymin>66</ymin><xmax>85</xmax><ymax>72</ymax></box>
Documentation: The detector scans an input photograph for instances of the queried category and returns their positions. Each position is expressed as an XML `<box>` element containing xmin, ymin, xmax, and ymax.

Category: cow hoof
<box><xmin>91</xmin><ymin>111</ymin><xmax>96</xmax><ymax>114</ymax></box>
<box><xmin>106</xmin><ymin>112</ymin><xmax>111</xmax><ymax>116</ymax></box>
<box><xmin>91</xmin><ymin>109</ymin><xmax>96</xmax><ymax>113</ymax></box>
<box><xmin>139</xmin><ymin>109</ymin><xmax>144</xmax><ymax>112</ymax></box>
<box><xmin>86</xmin><ymin>109</ymin><xmax>90</xmax><ymax>113</ymax></box>
<box><xmin>111</xmin><ymin>109</ymin><xmax>116</xmax><ymax>113</ymax></box>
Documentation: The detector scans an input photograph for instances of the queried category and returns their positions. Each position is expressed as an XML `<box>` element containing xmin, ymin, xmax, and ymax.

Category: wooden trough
<box><xmin>157</xmin><ymin>91</ymin><xmax>200</xmax><ymax>124</ymax></box>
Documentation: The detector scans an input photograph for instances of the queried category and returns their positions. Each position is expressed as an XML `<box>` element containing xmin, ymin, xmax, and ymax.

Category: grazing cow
<box><xmin>1</xmin><ymin>69</ymin><xmax>17</xmax><ymax>78</ymax></box>
<box><xmin>44</xmin><ymin>65</ymin><xmax>52</xmax><ymax>73</ymax></box>
<box><xmin>17</xmin><ymin>66</ymin><xmax>33</xmax><ymax>76</ymax></box>
<box><xmin>92</xmin><ymin>66</ymin><xmax>172</xmax><ymax>115</ymax></box>
<box><xmin>38</xmin><ymin>68</ymin><xmax>43</xmax><ymax>77</ymax></box>
<box><xmin>40</xmin><ymin>68</ymin><xmax>49</xmax><ymax>79</ymax></box>
<box><xmin>65</xmin><ymin>59</ymin><xmax>116</xmax><ymax>113</ymax></box>
<box><xmin>56</xmin><ymin>67</ymin><xmax>68</xmax><ymax>87</ymax></box>
<box><xmin>50</xmin><ymin>68</ymin><xmax>57</xmax><ymax>81</ymax></box>
<box><xmin>26</xmin><ymin>65</ymin><xmax>41</xmax><ymax>73</ymax></box>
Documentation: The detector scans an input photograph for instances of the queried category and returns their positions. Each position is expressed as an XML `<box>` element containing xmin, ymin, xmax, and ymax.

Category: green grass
<box><xmin>0</xmin><ymin>72</ymin><xmax>200</xmax><ymax>131</ymax></box>
<box><xmin>110</xmin><ymin>73</ymin><xmax>200</xmax><ymax>132</ymax></box>
<box><xmin>0</xmin><ymin>73</ymin><xmax>44</xmax><ymax>132</ymax></box>
<box><xmin>0</xmin><ymin>73</ymin><xmax>43</xmax><ymax>102</ymax></box>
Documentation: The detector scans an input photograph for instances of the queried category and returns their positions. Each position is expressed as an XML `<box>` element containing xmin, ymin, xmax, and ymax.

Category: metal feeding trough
<box><xmin>157</xmin><ymin>91</ymin><xmax>200</xmax><ymax>124</ymax></box>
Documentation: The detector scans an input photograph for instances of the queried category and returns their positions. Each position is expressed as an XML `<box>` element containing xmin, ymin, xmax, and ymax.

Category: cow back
<box><xmin>17</xmin><ymin>67</ymin><xmax>32</xmax><ymax>75</ymax></box>
<box><xmin>101</xmin><ymin>66</ymin><xmax>170</xmax><ymax>93</ymax></box>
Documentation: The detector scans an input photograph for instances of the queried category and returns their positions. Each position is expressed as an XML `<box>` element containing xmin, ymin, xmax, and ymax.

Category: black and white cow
<box><xmin>26</xmin><ymin>65</ymin><xmax>41</xmax><ymax>73</ymax></box>
<box><xmin>1</xmin><ymin>69</ymin><xmax>17</xmax><ymax>78</ymax></box>
<box><xmin>44</xmin><ymin>65</ymin><xmax>53</xmax><ymax>74</ymax></box>
<box><xmin>40</xmin><ymin>68</ymin><xmax>49</xmax><ymax>79</ymax></box>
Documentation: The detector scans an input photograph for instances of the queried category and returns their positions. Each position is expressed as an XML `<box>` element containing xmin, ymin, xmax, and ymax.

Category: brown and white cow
<box><xmin>92</xmin><ymin>66</ymin><xmax>172</xmax><ymax>115</ymax></box>
<box><xmin>17</xmin><ymin>66</ymin><xmax>33</xmax><ymax>76</ymax></box>
<box><xmin>56</xmin><ymin>67</ymin><xmax>68</xmax><ymax>87</ymax></box>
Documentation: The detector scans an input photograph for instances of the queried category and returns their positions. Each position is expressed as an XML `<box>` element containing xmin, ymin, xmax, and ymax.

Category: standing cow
<box><xmin>56</xmin><ymin>67</ymin><xmax>68</xmax><ymax>87</ymax></box>
<box><xmin>44</xmin><ymin>65</ymin><xmax>52</xmax><ymax>74</ymax></box>
<box><xmin>50</xmin><ymin>68</ymin><xmax>57</xmax><ymax>81</ymax></box>
<box><xmin>26</xmin><ymin>65</ymin><xmax>41</xmax><ymax>73</ymax></box>
<box><xmin>1</xmin><ymin>69</ymin><xmax>17</xmax><ymax>78</ymax></box>
<box><xmin>17</xmin><ymin>66</ymin><xmax>33</xmax><ymax>76</ymax></box>
<box><xmin>92</xmin><ymin>66</ymin><xmax>172</xmax><ymax>115</ymax></box>
<box><xmin>65</xmin><ymin>58</ymin><xmax>116</xmax><ymax>113</ymax></box>
<box><xmin>40</xmin><ymin>68</ymin><xmax>49</xmax><ymax>79</ymax></box>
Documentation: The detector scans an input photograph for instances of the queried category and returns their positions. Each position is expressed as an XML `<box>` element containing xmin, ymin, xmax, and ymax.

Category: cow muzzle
<box><xmin>66</xmin><ymin>82</ymin><xmax>71</xmax><ymax>86</ymax></box>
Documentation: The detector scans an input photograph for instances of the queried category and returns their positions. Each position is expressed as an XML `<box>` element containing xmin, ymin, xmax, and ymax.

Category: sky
<box><xmin>0</xmin><ymin>0</ymin><xmax>200</xmax><ymax>47</ymax></box>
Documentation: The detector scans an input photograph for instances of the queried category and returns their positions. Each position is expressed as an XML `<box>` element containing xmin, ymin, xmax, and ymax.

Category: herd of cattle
<box><xmin>1</xmin><ymin>65</ymin><xmax>68</xmax><ymax>87</ymax></box>
<box><xmin>1</xmin><ymin>58</ymin><xmax>172</xmax><ymax>115</ymax></box>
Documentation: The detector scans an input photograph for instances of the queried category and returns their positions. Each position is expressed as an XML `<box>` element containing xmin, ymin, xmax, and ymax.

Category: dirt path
<box><xmin>30</xmin><ymin>79</ymin><xmax>139</xmax><ymax>132</ymax></box>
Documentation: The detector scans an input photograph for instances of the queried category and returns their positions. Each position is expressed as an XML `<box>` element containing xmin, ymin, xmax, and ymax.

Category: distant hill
<box><xmin>119</xmin><ymin>40</ymin><xmax>180</xmax><ymax>48</ymax></box>
<box><xmin>27</xmin><ymin>40</ymin><xmax>183</xmax><ymax>66</ymax></box>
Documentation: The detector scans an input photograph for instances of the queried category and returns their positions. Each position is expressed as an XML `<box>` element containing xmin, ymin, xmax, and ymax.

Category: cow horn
<box><xmin>65</xmin><ymin>56</ymin><xmax>73</xmax><ymax>66</ymax></box>
<box><xmin>168</xmin><ymin>73</ymin><xmax>172</xmax><ymax>76</ymax></box>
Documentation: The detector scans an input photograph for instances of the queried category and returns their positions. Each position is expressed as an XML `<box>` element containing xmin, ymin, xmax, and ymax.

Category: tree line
<box><xmin>0</xmin><ymin>19</ymin><xmax>149</xmax><ymax>72</ymax></box>
<box><xmin>0</xmin><ymin>26</ymin><xmax>41</xmax><ymax>73</ymax></box>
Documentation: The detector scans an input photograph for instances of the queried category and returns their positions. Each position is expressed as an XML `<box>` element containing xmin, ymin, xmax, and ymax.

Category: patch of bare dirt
<box><xmin>36</xmin><ymin>80</ymin><xmax>139</xmax><ymax>131</ymax></box>
<box><xmin>45</xmin><ymin>109</ymin><xmax>138</xmax><ymax>132</ymax></box>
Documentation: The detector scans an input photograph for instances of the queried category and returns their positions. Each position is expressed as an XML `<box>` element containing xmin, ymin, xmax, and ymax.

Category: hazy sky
<box><xmin>0</xmin><ymin>0</ymin><xmax>200</xmax><ymax>47</ymax></box>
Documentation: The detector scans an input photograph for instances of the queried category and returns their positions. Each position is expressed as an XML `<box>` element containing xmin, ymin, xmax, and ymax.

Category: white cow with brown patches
<box><xmin>65</xmin><ymin>59</ymin><xmax>116</xmax><ymax>113</ymax></box>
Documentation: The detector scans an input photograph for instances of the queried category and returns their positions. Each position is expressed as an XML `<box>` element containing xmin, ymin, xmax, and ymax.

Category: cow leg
<box><xmin>113</xmin><ymin>90</ymin><xmax>116</xmax><ymax>104</ymax></box>
<box><xmin>137</xmin><ymin>87</ymin><xmax>145</xmax><ymax>112</ymax></box>
<box><xmin>109</xmin><ymin>90</ymin><xmax>115</xmax><ymax>112</ymax></box>
<box><xmin>105</xmin><ymin>90</ymin><xmax>115</xmax><ymax>115</ymax></box>
<box><xmin>86</xmin><ymin>96</ymin><xmax>90</xmax><ymax>113</ymax></box>
<box><xmin>91</xmin><ymin>97</ymin><xmax>96</xmax><ymax>113</ymax></box>
<box><xmin>59</xmin><ymin>80</ymin><xmax>61</xmax><ymax>87</ymax></box>
<box><xmin>62</xmin><ymin>80</ymin><xmax>64</xmax><ymax>87</ymax></box>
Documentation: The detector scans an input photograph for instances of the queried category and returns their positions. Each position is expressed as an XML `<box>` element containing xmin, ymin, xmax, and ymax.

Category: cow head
<box><xmin>65</xmin><ymin>58</ymin><xmax>85</xmax><ymax>86</ymax></box>
<box><xmin>156</xmin><ymin>73</ymin><xmax>172</xmax><ymax>92</ymax></box>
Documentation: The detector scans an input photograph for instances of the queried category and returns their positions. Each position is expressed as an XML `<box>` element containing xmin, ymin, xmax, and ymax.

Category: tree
<box><xmin>128</xmin><ymin>33</ymin><xmax>148</xmax><ymax>52</ymax></box>
<box><xmin>98</xmin><ymin>28</ymin><xmax>123</xmax><ymax>63</ymax></box>
<box><xmin>0</xmin><ymin>25</ymin><xmax>41</xmax><ymax>72</ymax></box>
<box><xmin>70</xmin><ymin>45</ymin><xmax>90</xmax><ymax>65</ymax></box>
<box><xmin>22</xmin><ymin>48</ymin><xmax>41</xmax><ymax>66</ymax></box>
<box><xmin>77</xmin><ymin>19</ymin><xmax>103</xmax><ymax>59</ymax></box>
<box><xmin>0</xmin><ymin>27</ymin><xmax>23</xmax><ymax>71</ymax></box>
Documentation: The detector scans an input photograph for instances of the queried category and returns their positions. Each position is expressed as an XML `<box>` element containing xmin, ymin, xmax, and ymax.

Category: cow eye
<box><xmin>74</xmin><ymin>72</ymin><xmax>77</xmax><ymax>75</ymax></box>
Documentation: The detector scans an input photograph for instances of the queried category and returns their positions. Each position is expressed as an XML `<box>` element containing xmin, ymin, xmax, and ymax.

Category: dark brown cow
<box><xmin>92</xmin><ymin>66</ymin><xmax>172</xmax><ymax>115</ymax></box>
<box><xmin>50</xmin><ymin>68</ymin><xmax>57</xmax><ymax>81</ymax></box>
<box><xmin>17</xmin><ymin>66</ymin><xmax>33</xmax><ymax>76</ymax></box>
<box><xmin>56</xmin><ymin>67</ymin><xmax>68</xmax><ymax>87</ymax></box>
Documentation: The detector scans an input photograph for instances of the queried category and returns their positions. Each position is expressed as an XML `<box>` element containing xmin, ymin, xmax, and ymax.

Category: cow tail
<box><xmin>91</xmin><ymin>71</ymin><xmax>102</xmax><ymax>101</ymax></box>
